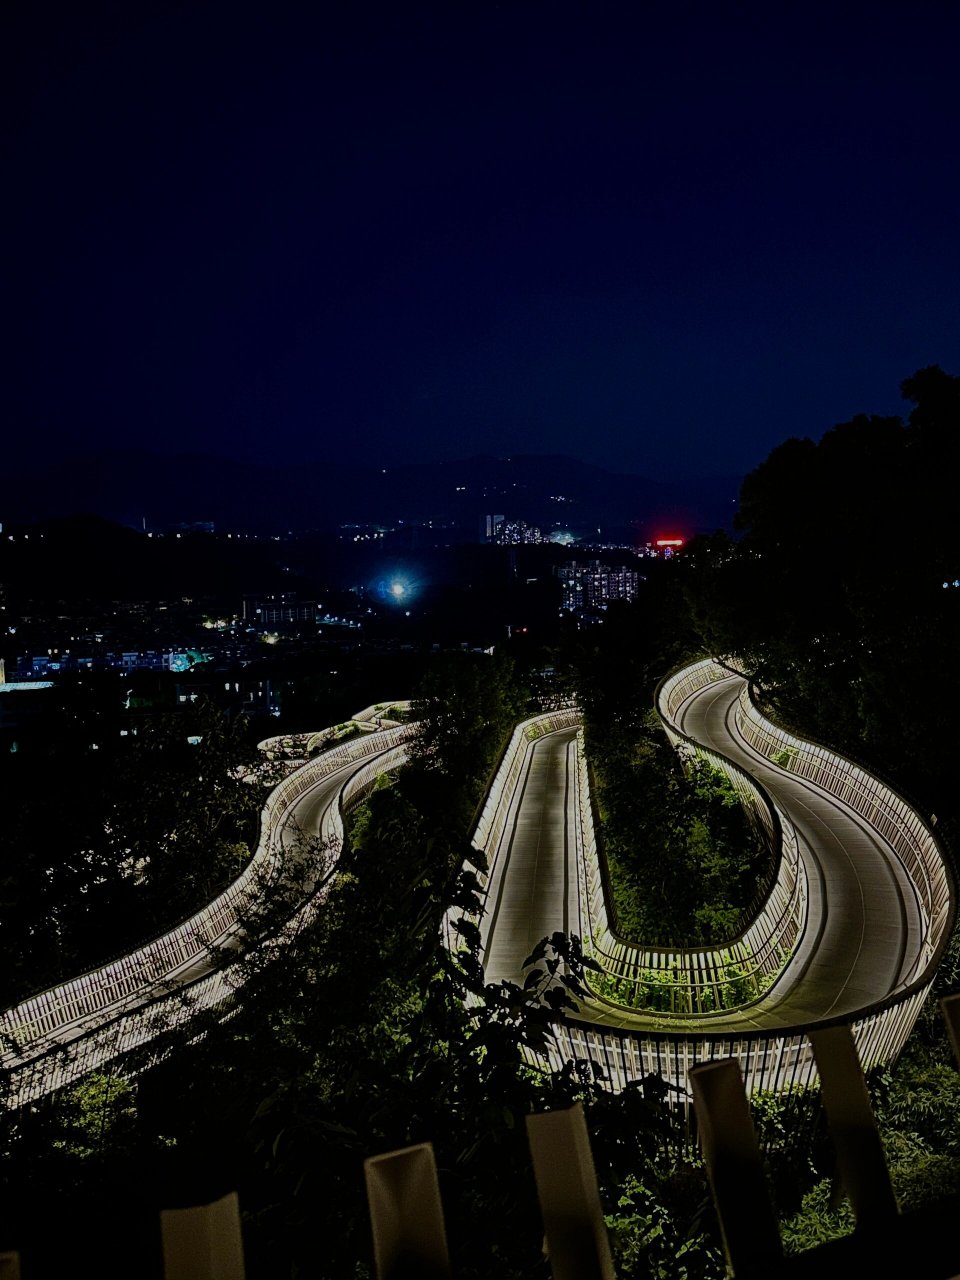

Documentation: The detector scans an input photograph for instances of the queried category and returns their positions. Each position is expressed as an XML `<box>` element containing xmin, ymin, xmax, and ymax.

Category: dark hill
<box><xmin>0</xmin><ymin>450</ymin><xmax>739</xmax><ymax>539</ymax></box>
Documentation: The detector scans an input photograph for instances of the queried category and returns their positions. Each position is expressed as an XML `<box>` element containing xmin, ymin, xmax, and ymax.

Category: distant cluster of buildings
<box><xmin>2</xmin><ymin>589</ymin><xmax>366</xmax><ymax>685</ymax></box>
<box><xmin>0</xmin><ymin>656</ymin><xmax>277</xmax><ymax>755</ymax></box>
<box><xmin>475</xmin><ymin>516</ymin><xmax>687</xmax><ymax>623</ymax></box>
<box><xmin>554</xmin><ymin>560</ymin><xmax>641</xmax><ymax>616</ymax></box>
<box><xmin>243</xmin><ymin>593</ymin><xmax>318</xmax><ymax>624</ymax></box>
<box><xmin>11</xmin><ymin>648</ymin><xmax>217</xmax><ymax>679</ymax></box>
<box><xmin>498</xmin><ymin>520</ymin><xmax>546</xmax><ymax>545</ymax></box>
<box><xmin>483</xmin><ymin>515</ymin><xmax>547</xmax><ymax>545</ymax></box>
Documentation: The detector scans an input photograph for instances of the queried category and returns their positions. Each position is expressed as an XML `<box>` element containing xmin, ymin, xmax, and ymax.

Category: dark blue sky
<box><xmin>5</xmin><ymin>1</ymin><xmax>960</xmax><ymax>482</ymax></box>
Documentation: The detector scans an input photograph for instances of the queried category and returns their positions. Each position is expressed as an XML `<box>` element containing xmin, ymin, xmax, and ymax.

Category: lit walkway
<box><xmin>2</xmin><ymin>670</ymin><xmax>934</xmax><ymax>1104</ymax></box>
<box><xmin>481</xmin><ymin>673</ymin><xmax>926</xmax><ymax>1034</ymax></box>
<box><xmin>0</xmin><ymin>733</ymin><xmax>406</xmax><ymax>1106</ymax></box>
<box><xmin>481</xmin><ymin>730</ymin><xmax>580</xmax><ymax>981</ymax></box>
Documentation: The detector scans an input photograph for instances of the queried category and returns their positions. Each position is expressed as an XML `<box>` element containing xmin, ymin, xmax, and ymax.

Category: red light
<box><xmin>655</xmin><ymin>538</ymin><xmax>684</xmax><ymax>548</ymax></box>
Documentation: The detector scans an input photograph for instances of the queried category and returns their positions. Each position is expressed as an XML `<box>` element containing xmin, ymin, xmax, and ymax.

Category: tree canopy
<box><xmin>686</xmin><ymin>365</ymin><xmax>960</xmax><ymax>834</ymax></box>
<box><xmin>0</xmin><ymin>696</ymin><xmax>262</xmax><ymax>1006</ymax></box>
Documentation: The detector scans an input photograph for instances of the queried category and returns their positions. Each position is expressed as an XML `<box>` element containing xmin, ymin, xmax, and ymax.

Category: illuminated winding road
<box><xmin>0</xmin><ymin>729</ymin><xmax>408</xmax><ymax>1106</ymax></box>
<box><xmin>1</xmin><ymin>667</ymin><xmax>945</xmax><ymax>1105</ymax></box>
<box><xmin>481</xmin><ymin>670</ymin><xmax>927</xmax><ymax>1034</ymax></box>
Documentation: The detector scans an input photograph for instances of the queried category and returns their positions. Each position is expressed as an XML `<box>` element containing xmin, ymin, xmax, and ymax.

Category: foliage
<box><xmin>586</xmin><ymin>720</ymin><xmax>769</xmax><ymax>946</ymax></box>
<box><xmin>0</xmin><ymin>696</ymin><xmax>263</xmax><ymax>1006</ymax></box>
<box><xmin>684</xmin><ymin>365</ymin><xmax>960</xmax><ymax>835</ymax></box>
<box><xmin>49</xmin><ymin>1073</ymin><xmax>140</xmax><ymax>1162</ymax></box>
<box><xmin>557</xmin><ymin>581</ymin><xmax>771</xmax><ymax>948</ymax></box>
<box><xmin>780</xmin><ymin>1178</ymin><xmax>854</xmax><ymax>1255</ymax></box>
<box><xmin>606</xmin><ymin>1170</ymin><xmax>725</xmax><ymax>1279</ymax></box>
<box><xmin>409</xmin><ymin>652</ymin><xmax>527</xmax><ymax>796</ymax></box>
<box><xmin>873</xmin><ymin>1058</ymin><xmax>960</xmax><ymax>1157</ymax></box>
<box><xmin>664</xmin><ymin>366</ymin><xmax>960</xmax><ymax>1255</ymax></box>
<box><xmin>772</xmin><ymin>977</ymin><xmax>960</xmax><ymax>1258</ymax></box>
<box><xmin>589</xmin><ymin>952</ymin><xmax>759</xmax><ymax>1014</ymax></box>
<box><xmin>105</xmin><ymin>704</ymin><xmax>262</xmax><ymax>922</ymax></box>
<box><xmin>0</xmin><ymin>1070</ymin><xmax>172</xmax><ymax>1277</ymax></box>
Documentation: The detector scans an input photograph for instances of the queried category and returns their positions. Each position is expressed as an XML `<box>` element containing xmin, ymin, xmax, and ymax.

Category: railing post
<box><xmin>160</xmin><ymin>1190</ymin><xmax>245</xmax><ymax>1279</ymax></box>
<box><xmin>689</xmin><ymin>1058</ymin><xmax>783</xmax><ymax>1275</ymax></box>
<box><xmin>363</xmin><ymin>1142</ymin><xmax>451</xmax><ymax>1280</ymax></box>
<box><xmin>809</xmin><ymin>1024</ymin><xmax>898</xmax><ymax>1230</ymax></box>
<box><xmin>525</xmin><ymin>1102</ymin><xmax>615</xmax><ymax>1280</ymax></box>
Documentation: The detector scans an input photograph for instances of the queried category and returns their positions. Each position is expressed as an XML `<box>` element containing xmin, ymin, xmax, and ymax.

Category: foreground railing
<box><xmin>359</xmin><ymin>994</ymin><xmax>960</xmax><ymax>1280</ymax></box>
<box><xmin>0</xmin><ymin>724</ymin><xmax>413</xmax><ymax>1107</ymax></box>
<box><xmin>11</xmin><ymin>996</ymin><xmax>955</xmax><ymax>1278</ymax></box>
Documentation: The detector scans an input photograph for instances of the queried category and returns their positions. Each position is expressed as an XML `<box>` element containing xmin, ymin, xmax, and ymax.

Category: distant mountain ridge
<box><xmin>0</xmin><ymin>450</ymin><xmax>740</xmax><ymax>538</ymax></box>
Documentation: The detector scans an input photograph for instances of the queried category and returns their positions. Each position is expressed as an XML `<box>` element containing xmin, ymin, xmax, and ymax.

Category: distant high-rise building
<box><xmin>556</xmin><ymin>560</ymin><xmax>640</xmax><ymax>614</ymax></box>
<box><xmin>481</xmin><ymin>513</ymin><xmax>505</xmax><ymax>542</ymax></box>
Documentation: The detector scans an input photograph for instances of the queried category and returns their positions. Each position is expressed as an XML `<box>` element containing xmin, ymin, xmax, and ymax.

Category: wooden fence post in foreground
<box><xmin>160</xmin><ymin>1190</ymin><xmax>245</xmax><ymax>1280</ymax></box>
<box><xmin>525</xmin><ymin>1101</ymin><xmax>615</xmax><ymax>1280</ymax></box>
<box><xmin>809</xmin><ymin>1024</ymin><xmax>898</xmax><ymax>1231</ymax></box>
<box><xmin>689</xmin><ymin>1057</ymin><xmax>783</xmax><ymax>1276</ymax></box>
<box><xmin>363</xmin><ymin>1141</ymin><xmax>451</xmax><ymax>1280</ymax></box>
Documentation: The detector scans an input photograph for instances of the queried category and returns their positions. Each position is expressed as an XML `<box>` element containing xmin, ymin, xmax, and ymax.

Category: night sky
<box><xmin>6</xmin><ymin>1</ymin><xmax>960</xmax><ymax>483</ymax></box>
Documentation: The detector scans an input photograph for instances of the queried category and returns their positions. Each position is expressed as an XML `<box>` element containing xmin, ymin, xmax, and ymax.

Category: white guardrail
<box><xmin>732</xmin><ymin>679</ymin><xmax>950</xmax><ymax>986</ymax></box>
<box><xmin>1</xmin><ymin>723</ymin><xmax>413</xmax><ymax>1108</ymax></box>
<box><xmin>446</xmin><ymin>658</ymin><xmax>952</xmax><ymax>1097</ymax></box>
<box><xmin>446</xmin><ymin>664</ymin><xmax>808</xmax><ymax>1019</ymax></box>
<box><xmin>442</xmin><ymin>709</ymin><xmax>581</xmax><ymax>963</ymax></box>
<box><xmin>576</xmin><ymin>660</ymin><xmax>808</xmax><ymax>1014</ymax></box>
<box><xmin>6</xmin><ymin>659</ymin><xmax>952</xmax><ymax>1106</ymax></box>
<box><xmin>547</xmin><ymin>661</ymin><xmax>952</xmax><ymax>1096</ymax></box>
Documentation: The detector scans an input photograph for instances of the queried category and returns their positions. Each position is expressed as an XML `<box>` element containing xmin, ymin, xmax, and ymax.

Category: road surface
<box><xmin>481</xmin><ymin>671</ymin><xmax>926</xmax><ymax>1034</ymax></box>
